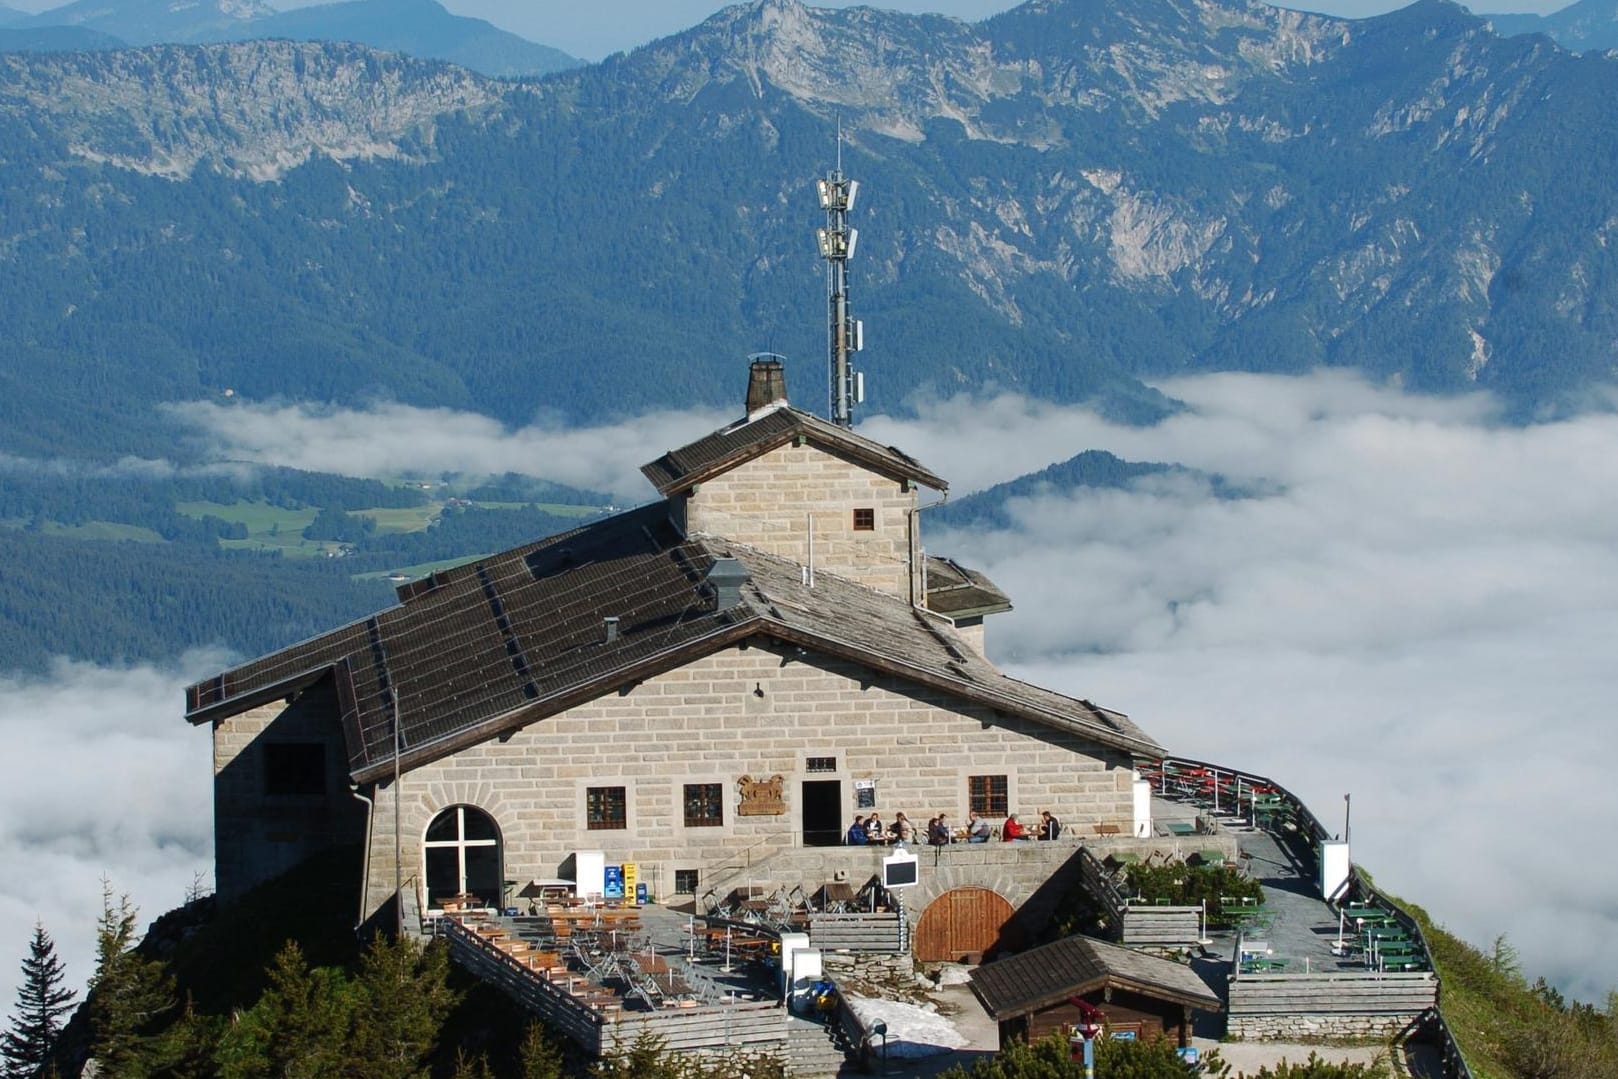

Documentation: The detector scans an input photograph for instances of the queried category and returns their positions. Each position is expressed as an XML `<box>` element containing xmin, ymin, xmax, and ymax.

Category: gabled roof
<box><xmin>640</xmin><ymin>405</ymin><xmax>947</xmax><ymax>495</ymax></box>
<box><xmin>186</xmin><ymin>504</ymin><xmax>1157</xmax><ymax>786</ymax></box>
<box><xmin>970</xmin><ymin>935</ymin><xmax>1223</xmax><ymax>1019</ymax></box>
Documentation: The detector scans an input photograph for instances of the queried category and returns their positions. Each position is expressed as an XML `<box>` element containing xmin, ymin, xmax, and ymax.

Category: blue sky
<box><xmin>349</xmin><ymin>0</ymin><xmax>1573</xmax><ymax>61</ymax></box>
<box><xmin>8</xmin><ymin>0</ymin><xmax>1578</xmax><ymax>60</ymax></box>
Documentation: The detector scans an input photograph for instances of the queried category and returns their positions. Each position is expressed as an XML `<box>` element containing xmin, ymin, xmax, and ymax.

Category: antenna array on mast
<box><xmin>816</xmin><ymin>125</ymin><xmax>864</xmax><ymax>427</ymax></box>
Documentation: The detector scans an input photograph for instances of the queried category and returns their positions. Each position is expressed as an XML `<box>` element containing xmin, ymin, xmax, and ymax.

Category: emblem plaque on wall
<box><xmin>736</xmin><ymin>774</ymin><xmax>787</xmax><ymax>815</ymax></box>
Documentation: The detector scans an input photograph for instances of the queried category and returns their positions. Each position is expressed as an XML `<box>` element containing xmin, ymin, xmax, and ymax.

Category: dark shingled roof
<box><xmin>640</xmin><ymin>405</ymin><xmax>947</xmax><ymax>495</ymax></box>
<box><xmin>924</xmin><ymin>555</ymin><xmax>1013</xmax><ymax>619</ymax></box>
<box><xmin>970</xmin><ymin>935</ymin><xmax>1222</xmax><ymax>1020</ymax></box>
<box><xmin>186</xmin><ymin>505</ymin><xmax>1157</xmax><ymax>786</ymax></box>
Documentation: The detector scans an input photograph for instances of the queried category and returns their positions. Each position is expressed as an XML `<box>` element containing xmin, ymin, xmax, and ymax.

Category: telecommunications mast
<box><xmin>815</xmin><ymin>128</ymin><xmax>864</xmax><ymax>427</ymax></box>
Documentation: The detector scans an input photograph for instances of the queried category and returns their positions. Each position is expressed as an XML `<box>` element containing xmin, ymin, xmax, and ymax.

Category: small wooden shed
<box><xmin>969</xmin><ymin>934</ymin><xmax>1223</xmax><ymax>1048</ymax></box>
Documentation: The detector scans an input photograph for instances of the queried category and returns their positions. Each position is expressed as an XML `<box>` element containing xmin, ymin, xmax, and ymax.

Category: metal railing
<box><xmin>696</xmin><ymin>829</ymin><xmax>796</xmax><ymax>907</ymax></box>
<box><xmin>1143</xmin><ymin>754</ymin><xmax>1474</xmax><ymax>1079</ymax></box>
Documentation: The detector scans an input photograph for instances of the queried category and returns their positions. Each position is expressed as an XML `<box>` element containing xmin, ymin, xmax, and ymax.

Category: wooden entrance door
<box><xmin>914</xmin><ymin>887</ymin><xmax>1018</xmax><ymax>963</ymax></box>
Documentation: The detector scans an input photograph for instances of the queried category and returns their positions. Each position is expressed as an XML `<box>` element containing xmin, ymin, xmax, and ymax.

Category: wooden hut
<box><xmin>970</xmin><ymin>935</ymin><xmax>1222</xmax><ymax>1048</ymax></box>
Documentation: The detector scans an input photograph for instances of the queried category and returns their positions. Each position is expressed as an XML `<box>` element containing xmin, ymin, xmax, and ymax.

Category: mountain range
<box><xmin>5</xmin><ymin>0</ymin><xmax>1618</xmax><ymax>469</ymax></box>
<box><xmin>0</xmin><ymin>0</ymin><xmax>582</xmax><ymax>75</ymax></box>
<box><xmin>1486</xmin><ymin>0</ymin><xmax>1618</xmax><ymax>52</ymax></box>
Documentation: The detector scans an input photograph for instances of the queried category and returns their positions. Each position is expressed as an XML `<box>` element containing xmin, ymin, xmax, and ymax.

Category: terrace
<box><xmin>1135</xmin><ymin>759</ymin><xmax>1440</xmax><ymax>1041</ymax></box>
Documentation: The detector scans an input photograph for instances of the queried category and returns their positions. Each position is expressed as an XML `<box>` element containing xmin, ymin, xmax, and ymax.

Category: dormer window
<box><xmin>853</xmin><ymin>508</ymin><xmax>875</xmax><ymax>531</ymax></box>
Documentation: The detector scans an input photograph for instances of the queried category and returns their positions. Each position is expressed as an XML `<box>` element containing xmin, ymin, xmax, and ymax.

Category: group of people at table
<box><xmin>845</xmin><ymin>809</ymin><xmax>1063</xmax><ymax>845</ymax></box>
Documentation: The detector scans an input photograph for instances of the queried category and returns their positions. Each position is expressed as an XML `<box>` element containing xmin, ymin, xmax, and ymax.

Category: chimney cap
<box><xmin>745</xmin><ymin>353</ymin><xmax>789</xmax><ymax>417</ymax></box>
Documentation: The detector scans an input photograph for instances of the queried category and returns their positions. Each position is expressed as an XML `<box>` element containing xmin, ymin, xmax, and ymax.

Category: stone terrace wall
<box><xmin>1229</xmin><ymin>1013</ymin><xmax>1416</xmax><ymax>1040</ymax></box>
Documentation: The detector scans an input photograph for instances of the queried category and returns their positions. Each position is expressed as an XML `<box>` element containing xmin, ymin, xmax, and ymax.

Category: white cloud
<box><xmin>166</xmin><ymin>399</ymin><xmax>733</xmax><ymax>503</ymax></box>
<box><xmin>916</xmin><ymin>372</ymin><xmax>1618</xmax><ymax>1002</ymax></box>
<box><xmin>0</xmin><ymin>658</ymin><xmax>218</xmax><ymax>1012</ymax></box>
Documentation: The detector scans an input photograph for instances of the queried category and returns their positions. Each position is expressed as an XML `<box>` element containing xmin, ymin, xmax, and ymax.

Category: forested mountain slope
<box><xmin>4</xmin><ymin>0</ymin><xmax>1618</xmax><ymax>467</ymax></box>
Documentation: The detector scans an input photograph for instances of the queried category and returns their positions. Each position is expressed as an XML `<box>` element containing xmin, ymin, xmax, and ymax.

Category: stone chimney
<box><xmin>746</xmin><ymin>356</ymin><xmax>788</xmax><ymax>415</ymax></box>
<box><xmin>706</xmin><ymin>558</ymin><xmax>750</xmax><ymax>610</ymax></box>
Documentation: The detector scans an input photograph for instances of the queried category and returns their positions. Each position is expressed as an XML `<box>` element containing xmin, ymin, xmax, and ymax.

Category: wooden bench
<box><xmin>1093</xmin><ymin>822</ymin><xmax>1122</xmax><ymax>836</ymax></box>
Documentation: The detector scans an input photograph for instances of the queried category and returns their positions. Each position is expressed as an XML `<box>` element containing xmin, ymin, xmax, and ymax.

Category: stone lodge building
<box><xmin>185</xmin><ymin>359</ymin><xmax>1163</xmax><ymax>926</ymax></box>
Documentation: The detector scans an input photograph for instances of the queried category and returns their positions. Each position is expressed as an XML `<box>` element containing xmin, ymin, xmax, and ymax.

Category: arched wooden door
<box><xmin>914</xmin><ymin>887</ymin><xmax>1019</xmax><ymax>963</ymax></box>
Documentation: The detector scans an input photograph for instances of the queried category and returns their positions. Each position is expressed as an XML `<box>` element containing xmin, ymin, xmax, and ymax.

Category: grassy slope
<box><xmin>1380</xmin><ymin>889</ymin><xmax>1617</xmax><ymax>1079</ymax></box>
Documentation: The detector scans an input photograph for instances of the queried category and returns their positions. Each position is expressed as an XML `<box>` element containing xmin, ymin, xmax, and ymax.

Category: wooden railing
<box><xmin>438</xmin><ymin>916</ymin><xmax>605</xmax><ymax>1053</ymax></box>
<box><xmin>438</xmin><ymin>915</ymin><xmax>788</xmax><ymax>1058</ymax></box>
<box><xmin>1075</xmin><ymin>845</ymin><xmax>1127</xmax><ymax>938</ymax></box>
<box><xmin>1121</xmin><ymin>905</ymin><xmax>1202</xmax><ymax>947</ymax></box>
<box><xmin>808</xmin><ymin>911</ymin><xmax>904</xmax><ymax>952</ymax></box>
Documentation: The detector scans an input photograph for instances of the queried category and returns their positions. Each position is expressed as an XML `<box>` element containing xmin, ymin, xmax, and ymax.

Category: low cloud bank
<box><xmin>167</xmin><ymin>399</ymin><xmax>733</xmax><ymax>502</ymax></box>
<box><xmin>920</xmin><ymin>372</ymin><xmax>1618</xmax><ymax>1001</ymax></box>
<box><xmin>0</xmin><ymin>659</ymin><xmax>216</xmax><ymax>1010</ymax></box>
<box><xmin>6</xmin><ymin>371</ymin><xmax>1611</xmax><ymax>1007</ymax></box>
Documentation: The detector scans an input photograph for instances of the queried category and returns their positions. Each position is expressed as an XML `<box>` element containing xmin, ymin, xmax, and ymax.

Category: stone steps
<box><xmin>783</xmin><ymin>1015</ymin><xmax>853</xmax><ymax>1078</ymax></box>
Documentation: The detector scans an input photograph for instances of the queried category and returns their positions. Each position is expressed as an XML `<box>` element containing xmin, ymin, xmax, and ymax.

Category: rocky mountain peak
<box><xmin>0</xmin><ymin>40</ymin><xmax>501</xmax><ymax>179</ymax></box>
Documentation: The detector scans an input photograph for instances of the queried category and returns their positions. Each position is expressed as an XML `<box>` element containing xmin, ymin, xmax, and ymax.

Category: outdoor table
<box><xmin>1163</xmin><ymin>821</ymin><xmax>1197</xmax><ymax>837</ymax></box>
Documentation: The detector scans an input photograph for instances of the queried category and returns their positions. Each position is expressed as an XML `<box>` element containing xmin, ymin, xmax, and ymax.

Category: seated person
<box><xmin>928</xmin><ymin>814</ymin><xmax>952</xmax><ymax>845</ymax></box>
<box><xmin>1039</xmin><ymin>809</ymin><xmax>1063</xmax><ymax>841</ymax></box>
<box><xmin>889</xmin><ymin>813</ymin><xmax>914</xmax><ymax>844</ymax></box>
<box><xmin>966</xmin><ymin>814</ymin><xmax>992</xmax><ymax>843</ymax></box>
<box><xmin>846</xmin><ymin>815</ymin><xmax>869</xmax><ymax>845</ymax></box>
<box><xmin>1002</xmin><ymin>813</ymin><xmax>1028</xmax><ymax>841</ymax></box>
<box><xmin>864</xmin><ymin>813</ymin><xmax>885</xmax><ymax>843</ymax></box>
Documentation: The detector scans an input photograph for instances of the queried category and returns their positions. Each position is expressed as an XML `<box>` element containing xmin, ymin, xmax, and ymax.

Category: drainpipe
<box><xmin>907</xmin><ymin>495</ymin><xmax>948</xmax><ymax>608</ymax></box>
<box><xmin>349</xmin><ymin>783</ymin><xmax>375</xmax><ymax>934</ymax></box>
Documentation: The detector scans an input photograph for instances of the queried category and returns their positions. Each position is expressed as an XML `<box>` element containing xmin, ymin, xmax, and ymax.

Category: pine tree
<box><xmin>450</xmin><ymin>1048</ymin><xmax>494</xmax><ymax>1079</ymax></box>
<box><xmin>1</xmin><ymin>922</ymin><xmax>76</xmax><ymax>1079</ymax></box>
<box><xmin>519</xmin><ymin>1022</ymin><xmax>566</xmax><ymax>1079</ymax></box>
<box><xmin>216</xmin><ymin>940</ymin><xmax>351</xmax><ymax>1079</ymax></box>
<box><xmin>86</xmin><ymin>886</ymin><xmax>176</xmax><ymax>1079</ymax></box>
<box><xmin>345</xmin><ymin>934</ymin><xmax>456</xmax><ymax>1079</ymax></box>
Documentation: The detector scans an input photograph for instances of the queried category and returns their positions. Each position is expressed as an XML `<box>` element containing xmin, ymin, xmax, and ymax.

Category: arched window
<box><xmin>423</xmin><ymin>805</ymin><xmax>502</xmax><ymax>910</ymax></box>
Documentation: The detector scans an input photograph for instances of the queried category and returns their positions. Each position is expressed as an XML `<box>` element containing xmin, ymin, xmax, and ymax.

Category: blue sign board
<box><xmin>603</xmin><ymin>865</ymin><xmax>625</xmax><ymax>900</ymax></box>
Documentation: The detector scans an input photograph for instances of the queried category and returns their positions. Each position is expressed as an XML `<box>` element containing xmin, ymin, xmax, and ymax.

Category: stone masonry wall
<box><xmin>212</xmin><ymin>675</ymin><xmax>367</xmax><ymax>902</ymax></box>
<box><xmin>1227</xmin><ymin>1013</ymin><xmax>1419</xmax><ymax>1041</ymax></box>
<box><xmin>682</xmin><ymin>443</ymin><xmax>918</xmax><ymax>601</ymax></box>
<box><xmin>356</xmin><ymin>640</ymin><xmax>1134</xmax><ymax>920</ymax></box>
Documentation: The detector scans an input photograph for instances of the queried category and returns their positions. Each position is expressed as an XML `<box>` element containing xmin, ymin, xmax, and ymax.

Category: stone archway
<box><xmin>423</xmin><ymin>804</ymin><xmax>503</xmax><ymax>909</ymax></box>
<box><xmin>913</xmin><ymin>886</ymin><xmax>1020</xmax><ymax>963</ymax></box>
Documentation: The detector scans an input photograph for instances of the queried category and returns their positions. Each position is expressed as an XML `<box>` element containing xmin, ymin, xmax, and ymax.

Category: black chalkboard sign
<box><xmin>882</xmin><ymin>852</ymin><xmax>918</xmax><ymax>889</ymax></box>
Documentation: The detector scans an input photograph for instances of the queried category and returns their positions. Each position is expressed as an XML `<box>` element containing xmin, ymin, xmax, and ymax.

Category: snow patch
<box><xmin>845</xmin><ymin>995</ymin><xmax>969</xmax><ymax>1060</ymax></box>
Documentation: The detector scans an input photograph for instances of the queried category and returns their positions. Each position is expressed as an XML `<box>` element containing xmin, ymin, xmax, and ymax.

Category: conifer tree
<box><xmin>156</xmin><ymin>997</ymin><xmax>221</xmax><ymax>1079</ymax></box>
<box><xmin>216</xmin><ymin>940</ymin><xmax>350</xmax><ymax>1079</ymax></box>
<box><xmin>519</xmin><ymin>1022</ymin><xmax>566</xmax><ymax>1079</ymax></box>
<box><xmin>450</xmin><ymin>1048</ymin><xmax>494</xmax><ymax>1079</ymax></box>
<box><xmin>345</xmin><ymin>934</ymin><xmax>455</xmax><ymax>1079</ymax></box>
<box><xmin>86</xmin><ymin>886</ymin><xmax>176</xmax><ymax>1079</ymax></box>
<box><xmin>1</xmin><ymin>922</ymin><xmax>76</xmax><ymax>1079</ymax></box>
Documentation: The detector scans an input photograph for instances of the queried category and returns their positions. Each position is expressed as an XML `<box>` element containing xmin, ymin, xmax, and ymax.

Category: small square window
<box><xmin>674</xmin><ymin>869</ymin><xmax>700</xmax><ymax>895</ymax></box>
<box><xmin>263</xmin><ymin>743</ymin><xmax>326</xmax><ymax>797</ymax></box>
<box><xmin>806</xmin><ymin>756</ymin><xmax>837</xmax><ymax>774</ymax></box>
<box><xmin>586</xmin><ymin>786</ymin><xmax>627</xmax><ymax>830</ymax></box>
<box><xmin>684</xmin><ymin>783</ymin><xmax>723</xmax><ymax>827</ymax></box>
<box><xmin>853</xmin><ymin>508</ymin><xmax>875</xmax><ymax>531</ymax></box>
<box><xmin>968</xmin><ymin>774</ymin><xmax>1008</xmax><ymax>817</ymax></box>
